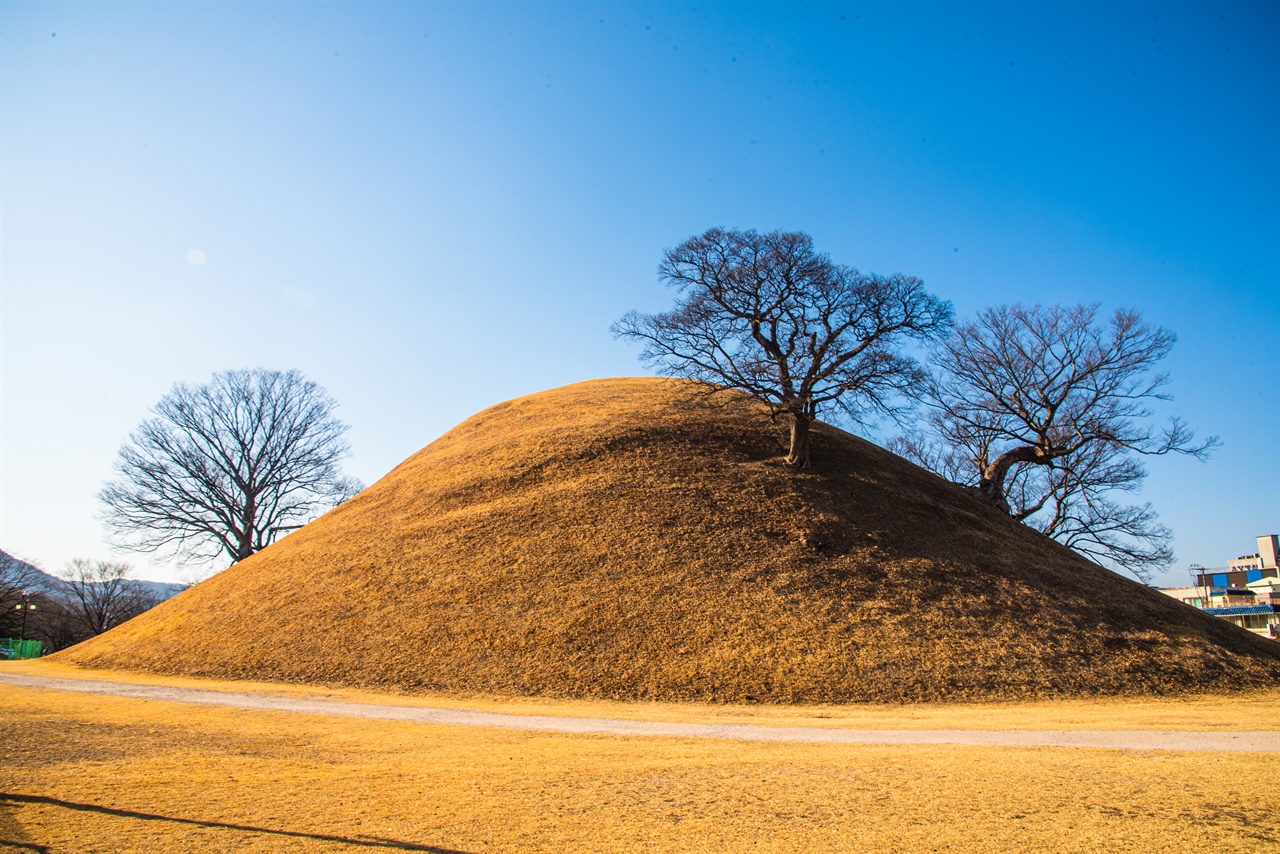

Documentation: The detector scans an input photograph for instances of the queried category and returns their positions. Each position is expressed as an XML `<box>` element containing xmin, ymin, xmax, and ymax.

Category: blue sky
<box><xmin>2</xmin><ymin>1</ymin><xmax>1277</xmax><ymax>585</ymax></box>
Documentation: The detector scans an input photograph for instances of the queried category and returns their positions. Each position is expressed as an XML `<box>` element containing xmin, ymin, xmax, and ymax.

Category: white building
<box><xmin>1160</xmin><ymin>534</ymin><xmax>1280</xmax><ymax>640</ymax></box>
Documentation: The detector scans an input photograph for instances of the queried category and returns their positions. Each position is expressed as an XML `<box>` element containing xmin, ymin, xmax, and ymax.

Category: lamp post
<box><xmin>14</xmin><ymin>591</ymin><xmax>37</xmax><ymax>641</ymax></box>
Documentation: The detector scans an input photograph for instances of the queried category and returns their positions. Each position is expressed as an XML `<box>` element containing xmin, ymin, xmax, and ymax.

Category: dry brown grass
<box><xmin>3</xmin><ymin>675</ymin><xmax>1278</xmax><ymax>853</ymax></box>
<box><xmin>11</xmin><ymin>659</ymin><xmax>1280</xmax><ymax>733</ymax></box>
<box><xmin>57</xmin><ymin>378</ymin><xmax>1280</xmax><ymax>702</ymax></box>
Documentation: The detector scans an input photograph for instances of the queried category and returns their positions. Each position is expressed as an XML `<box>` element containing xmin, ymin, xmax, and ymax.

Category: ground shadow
<box><xmin>0</xmin><ymin>842</ymin><xmax>48</xmax><ymax>853</ymax></box>
<box><xmin>0</xmin><ymin>798</ymin><xmax>49</xmax><ymax>853</ymax></box>
<box><xmin>0</xmin><ymin>793</ymin><xmax>473</xmax><ymax>853</ymax></box>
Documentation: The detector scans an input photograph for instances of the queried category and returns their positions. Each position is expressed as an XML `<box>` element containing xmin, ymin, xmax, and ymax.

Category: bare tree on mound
<box><xmin>613</xmin><ymin>228</ymin><xmax>953</xmax><ymax>468</ymax></box>
<box><xmin>100</xmin><ymin>368</ymin><xmax>362</xmax><ymax>565</ymax></box>
<box><xmin>893</xmin><ymin>304</ymin><xmax>1216</xmax><ymax>581</ymax></box>
<box><xmin>57</xmin><ymin>559</ymin><xmax>159</xmax><ymax>637</ymax></box>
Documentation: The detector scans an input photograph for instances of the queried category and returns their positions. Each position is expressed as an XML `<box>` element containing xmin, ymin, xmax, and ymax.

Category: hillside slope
<box><xmin>58</xmin><ymin>378</ymin><xmax>1280</xmax><ymax>702</ymax></box>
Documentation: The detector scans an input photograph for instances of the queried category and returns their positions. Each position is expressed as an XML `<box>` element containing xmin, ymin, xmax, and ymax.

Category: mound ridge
<box><xmin>60</xmin><ymin>378</ymin><xmax>1280</xmax><ymax>702</ymax></box>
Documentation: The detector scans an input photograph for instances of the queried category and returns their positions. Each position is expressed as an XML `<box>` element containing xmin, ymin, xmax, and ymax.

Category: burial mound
<box><xmin>59</xmin><ymin>378</ymin><xmax>1280</xmax><ymax>702</ymax></box>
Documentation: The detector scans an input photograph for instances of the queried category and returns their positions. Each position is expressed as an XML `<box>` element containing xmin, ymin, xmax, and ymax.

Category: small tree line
<box><xmin>100</xmin><ymin>368</ymin><xmax>361</xmax><ymax>567</ymax></box>
<box><xmin>1</xmin><ymin>552</ymin><xmax>164</xmax><ymax>653</ymax></box>
<box><xmin>616</xmin><ymin>227</ymin><xmax>1216</xmax><ymax>581</ymax></box>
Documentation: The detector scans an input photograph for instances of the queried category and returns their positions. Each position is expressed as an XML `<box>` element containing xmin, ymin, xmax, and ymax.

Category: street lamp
<box><xmin>14</xmin><ymin>591</ymin><xmax>37</xmax><ymax>641</ymax></box>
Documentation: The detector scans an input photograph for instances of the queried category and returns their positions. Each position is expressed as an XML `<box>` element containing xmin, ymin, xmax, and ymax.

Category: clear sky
<box><xmin>2</xmin><ymin>1</ymin><xmax>1277</xmax><ymax>586</ymax></box>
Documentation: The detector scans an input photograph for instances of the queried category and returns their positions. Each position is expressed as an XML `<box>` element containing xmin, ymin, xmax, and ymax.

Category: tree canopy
<box><xmin>100</xmin><ymin>368</ymin><xmax>361</xmax><ymax>566</ymax></box>
<box><xmin>57</xmin><ymin>559</ymin><xmax>158</xmax><ymax>637</ymax></box>
<box><xmin>614</xmin><ymin>228</ymin><xmax>952</xmax><ymax>467</ymax></box>
<box><xmin>895</xmin><ymin>303</ymin><xmax>1217</xmax><ymax>579</ymax></box>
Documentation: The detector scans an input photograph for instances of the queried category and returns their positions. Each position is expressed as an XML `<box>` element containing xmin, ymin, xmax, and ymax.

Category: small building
<box><xmin>1161</xmin><ymin>585</ymin><xmax>1259</xmax><ymax>609</ymax></box>
<box><xmin>1246</xmin><ymin>576</ymin><xmax>1280</xmax><ymax>604</ymax></box>
<box><xmin>1201</xmin><ymin>534</ymin><xmax>1280</xmax><ymax>587</ymax></box>
<box><xmin>1200</xmin><ymin>604</ymin><xmax>1280</xmax><ymax>639</ymax></box>
<box><xmin>1226</xmin><ymin>534</ymin><xmax>1280</xmax><ymax>574</ymax></box>
<box><xmin>1161</xmin><ymin>534</ymin><xmax>1280</xmax><ymax>640</ymax></box>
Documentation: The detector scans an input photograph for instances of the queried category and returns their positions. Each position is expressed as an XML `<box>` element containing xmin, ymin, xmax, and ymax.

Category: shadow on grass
<box><xmin>0</xmin><ymin>841</ymin><xmax>48</xmax><ymax>853</ymax></box>
<box><xmin>0</xmin><ymin>796</ymin><xmax>49</xmax><ymax>853</ymax></box>
<box><xmin>0</xmin><ymin>793</ymin><xmax>473</xmax><ymax>853</ymax></box>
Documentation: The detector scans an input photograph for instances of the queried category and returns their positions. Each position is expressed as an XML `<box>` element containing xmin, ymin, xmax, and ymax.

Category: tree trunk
<box><xmin>236</xmin><ymin>494</ymin><xmax>257</xmax><ymax>562</ymax></box>
<box><xmin>786</xmin><ymin>412</ymin><xmax>812</xmax><ymax>468</ymax></box>
<box><xmin>978</xmin><ymin>446</ymin><xmax>1042</xmax><ymax>514</ymax></box>
<box><xmin>977</xmin><ymin>472</ymin><xmax>1011</xmax><ymax>514</ymax></box>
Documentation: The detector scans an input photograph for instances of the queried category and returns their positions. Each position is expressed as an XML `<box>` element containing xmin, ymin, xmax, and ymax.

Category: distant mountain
<box><xmin>132</xmin><ymin>580</ymin><xmax>187</xmax><ymax>601</ymax></box>
<box><xmin>1</xmin><ymin>549</ymin><xmax>185</xmax><ymax>602</ymax></box>
<box><xmin>0</xmin><ymin>550</ymin><xmax>61</xmax><ymax>594</ymax></box>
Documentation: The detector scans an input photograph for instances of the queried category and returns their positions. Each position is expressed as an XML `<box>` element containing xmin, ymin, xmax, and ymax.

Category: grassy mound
<box><xmin>59</xmin><ymin>378</ymin><xmax>1280</xmax><ymax>702</ymax></box>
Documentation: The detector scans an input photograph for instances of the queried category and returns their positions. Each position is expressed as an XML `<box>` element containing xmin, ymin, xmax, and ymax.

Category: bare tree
<box><xmin>2</xmin><ymin>551</ymin><xmax>46</xmax><ymax>603</ymax></box>
<box><xmin>27</xmin><ymin>596</ymin><xmax>90</xmax><ymax>653</ymax></box>
<box><xmin>891</xmin><ymin>430</ymin><xmax>1175</xmax><ymax>580</ymax></box>
<box><xmin>1</xmin><ymin>551</ymin><xmax>51</xmax><ymax>637</ymax></box>
<box><xmin>57</xmin><ymin>559</ymin><xmax>159</xmax><ymax>637</ymax></box>
<box><xmin>922</xmin><ymin>304</ymin><xmax>1216</xmax><ymax>512</ymax></box>
<box><xmin>100</xmin><ymin>368</ymin><xmax>361</xmax><ymax>565</ymax></box>
<box><xmin>613</xmin><ymin>228</ymin><xmax>952</xmax><ymax>467</ymax></box>
<box><xmin>895</xmin><ymin>303</ymin><xmax>1216</xmax><ymax>580</ymax></box>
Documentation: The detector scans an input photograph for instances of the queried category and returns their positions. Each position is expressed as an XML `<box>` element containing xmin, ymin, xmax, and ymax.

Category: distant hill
<box><xmin>0</xmin><ymin>550</ymin><xmax>61</xmax><ymax>594</ymax></box>
<box><xmin>1</xmin><ymin>549</ymin><xmax>184</xmax><ymax>602</ymax></box>
<box><xmin>57</xmin><ymin>378</ymin><xmax>1280</xmax><ymax>702</ymax></box>
<box><xmin>131</xmin><ymin>580</ymin><xmax>187</xmax><ymax>602</ymax></box>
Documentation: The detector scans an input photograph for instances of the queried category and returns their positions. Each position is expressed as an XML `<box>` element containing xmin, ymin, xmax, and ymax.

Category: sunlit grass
<box><xmin>3</xmin><ymin>675</ymin><xmax>1277</xmax><ymax>853</ymax></box>
<box><xmin>11</xmin><ymin>659</ymin><xmax>1280</xmax><ymax>732</ymax></box>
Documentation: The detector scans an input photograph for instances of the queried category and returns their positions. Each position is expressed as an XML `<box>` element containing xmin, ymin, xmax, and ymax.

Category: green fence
<box><xmin>0</xmin><ymin>638</ymin><xmax>43</xmax><ymax>660</ymax></box>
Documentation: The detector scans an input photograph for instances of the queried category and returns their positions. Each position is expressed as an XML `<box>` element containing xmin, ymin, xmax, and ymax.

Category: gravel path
<box><xmin>4</xmin><ymin>672</ymin><xmax>1276</xmax><ymax>753</ymax></box>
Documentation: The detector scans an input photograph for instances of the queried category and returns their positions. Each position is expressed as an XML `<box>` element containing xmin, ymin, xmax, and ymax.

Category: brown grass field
<box><xmin>3</xmin><ymin>661</ymin><xmax>1279</xmax><ymax>853</ymax></box>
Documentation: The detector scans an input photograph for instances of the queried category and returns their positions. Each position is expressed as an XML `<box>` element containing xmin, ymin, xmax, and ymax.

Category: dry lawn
<box><xmin>3</xmin><ymin>664</ymin><xmax>1279</xmax><ymax>853</ymax></box>
<box><xmin>10</xmin><ymin>660</ymin><xmax>1280</xmax><ymax>732</ymax></box>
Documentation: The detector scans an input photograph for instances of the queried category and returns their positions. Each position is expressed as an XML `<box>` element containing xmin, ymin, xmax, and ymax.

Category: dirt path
<box><xmin>4</xmin><ymin>672</ymin><xmax>1276</xmax><ymax>753</ymax></box>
